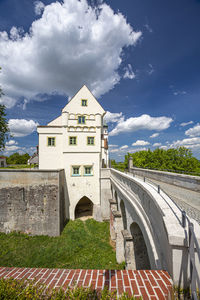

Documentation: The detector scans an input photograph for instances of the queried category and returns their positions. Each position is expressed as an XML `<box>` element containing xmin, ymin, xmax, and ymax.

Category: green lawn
<box><xmin>0</xmin><ymin>219</ymin><xmax>124</xmax><ymax>270</ymax></box>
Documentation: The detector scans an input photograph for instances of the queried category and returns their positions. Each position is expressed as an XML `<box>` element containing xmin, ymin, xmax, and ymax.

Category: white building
<box><xmin>37</xmin><ymin>85</ymin><xmax>109</xmax><ymax>220</ymax></box>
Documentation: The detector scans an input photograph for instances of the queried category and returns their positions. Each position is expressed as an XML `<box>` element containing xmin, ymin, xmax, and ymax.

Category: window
<box><xmin>84</xmin><ymin>166</ymin><xmax>93</xmax><ymax>176</ymax></box>
<box><xmin>72</xmin><ymin>166</ymin><xmax>80</xmax><ymax>176</ymax></box>
<box><xmin>47</xmin><ymin>137</ymin><xmax>56</xmax><ymax>146</ymax></box>
<box><xmin>87</xmin><ymin>136</ymin><xmax>95</xmax><ymax>145</ymax></box>
<box><xmin>69</xmin><ymin>136</ymin><xmax>77</xmax><ymax>145</ymax></box>
<box><xmin>81</xmin><ymin>99</ymin><xmax>87</xmax><ymax>106</ymax></box>
<box><xmin>78</xmin><ymin>115</ymin><xmax>86</xmax><ymax>124</ymax></box>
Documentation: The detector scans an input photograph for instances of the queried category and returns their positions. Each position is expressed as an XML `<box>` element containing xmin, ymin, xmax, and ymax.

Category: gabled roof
<box><xmin>62</xmin><ymin>85</ymin><xmax>105</xmax><ymax>116</ymax></box>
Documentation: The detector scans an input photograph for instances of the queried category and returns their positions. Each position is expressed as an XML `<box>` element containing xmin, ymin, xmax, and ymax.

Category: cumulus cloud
<box><xmin>0</xmin><ymin>0</ymin><xmax>142</xmax><ymax>108</ymax></box>
<box><xmin>109</xmin><ymin>114</ymin><xmax>173</xmax><ymax>136</ymax></box>
<box><xmin>185</xmin><ymin>123</ymin><xmax>200</xmax><ymax>137</ymax></box>
<box><xmin>153</xmin><ymin>143</ymin><xmax>162</xmax><ymax>147</ymax></box>
<box><xmin>180</xmin><ymin>121</ymin><xmax>193</xmax><ymax>127</ymax></box>
<box><xmin>132</xmin><ymin>140</ymin><xmax>150</xmax><ymax>146</ymax></box>
<box><xmin>34</xmin><ymin>1</ymin><xmax>45</xmax><ymax>15</ymax></box>
<box><xmin>4</xmin><ymin>145</ymin><xmax>20</xmax><ymax>153</ymax></box>
<box><xmin>104</xmin><ymin>111</ymin><xmax>123</xmax><ymax>123</ymax></box>
<box><xmin>150</xmin><ymin>133</ymin><xmax>159</xmax><ymax>138</ymax></box>
<box><xmin>109</xmin><ymin>144</ymin><xmax>118</xmax><ymax>148</ymax></box>
<box><xmin>5</xmin><ymin>140</ymin><xmax>18</xmax><ymax>146</ymax></box>
<box><xmin>8</xmin><ymin>119</ymin><xmax>39</xmax><ymax>137</ymax></box>
<box><xmin>123</xmin><ymin>64</ymin><xmax>135</xmax><ymax>79</ymax></box>
<box><xmin>171</xmin><ymin>137</ymin><xmax>200</xmax><ymax>149</ymax></box>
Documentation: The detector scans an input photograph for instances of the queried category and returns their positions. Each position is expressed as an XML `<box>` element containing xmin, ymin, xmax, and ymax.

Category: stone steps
<box><xmin>0</xmin><ymin>267</ymin><xmax>173</xmax><ymax>299</ymax></box>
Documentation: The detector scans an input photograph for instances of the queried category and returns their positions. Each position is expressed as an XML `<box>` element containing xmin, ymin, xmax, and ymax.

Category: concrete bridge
<box><xmin>106</xmin><ymin>167</ymin><xmax>200</xmax><ymax>290</ymax></box>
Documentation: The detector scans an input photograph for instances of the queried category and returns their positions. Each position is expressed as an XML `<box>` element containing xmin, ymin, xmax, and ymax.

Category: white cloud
<box><xmin>150</xmin><ymin>133</ymin><xmax>159</xmax><ymax>138</ymax></box>
<box><xmin>22</xmin><ymin>99</ymin><xmax>28</xmax><ymax>110</ymax></box>
<box><xmin>5</xmin><ymin>140</ymin><xmax>18</xmax><ymax>146</ymax></box>
<box><xmin>180</xmin><ymin>121</ymin><xmax>193</xmax><ymax>127</ymax></box>
<box><xmin>0</xmin><ymin>0</ymin><xmax>142</xmax><ymax>108</ymax></box>
<box><xmin>8</xmin><ymin>119</ymin><xmax>39</xmax><ymax>137</ymax></box>
<box><xmin>109</xmin><ymin>114</ymin><xmax>173</xmax><ymax>136</ymax></box>
<box><xmin>129</xmin><ymin>147</ymin><xmax>147</xmax><ymax>153</ymax></box>
<box><xmin>147</xmin><ymin>63</ymin><xmax>154</xmax><ymax>75</ymax></box>
<box><xmin>120</xmin><ymin>145</ymin><xmax>128</xmax><ymax>150</ymax></box>
<box><xmin>123</xmin><ymin>64</ymin><xmax>135</xmax><ymax>79</ymax></box>
<box><xmin>110</xmin><ymin>148</ymin><xmax>120</xmax><ymax>153</ymax></box>
<box><xmin>132</xmin><ymin>140</ymin><xmax>150</xmax><ymax>146</ymax></box>
<box><xmin>173</xmin><ymin>91</ymin><xmax>187</xmax><ymax>96</ymax></box>
<box><xmin>144</xmin><ymin>23</ymin><xmax>153</xmax><ymax>33</ymax></box>
<box><xmin>34</xmin><ymin>1</ymin><xmax>45</xmax><ymax>15</ymax></box>
<box><xmin>170</xmin><ymin>137</ymin><xmax>200</xmax><ymax>149</ymax></box>
<box><xmin>104</xmin><ymin>111</ymin><xmax>123</xmax><ymax>123</ymax></box>
<box><xmin>109</xmin><ymin>144</ymin><xmax>118</xmax><ymax>148</ymax></box>
<box><xmin>153</xmin><ymin>143</ymin><xmax>162</xmax><ymax>147</ymax></box>
<box><xmin>4</xmin><ymin>145</ymin><xmax>20</xmax><ymax>153</ymax></box>
<box><xmin>160</xmin><ymin>145</ymin><xmax>168</xmax><ymax>150</ymax></box>
<box><xmin>185</xmin><ymin>123</ymin><xmax>200</xmax><ymax>137</ymax></box>
<box><xmin>0</xmin><ymin>96</ymin><xmax>17</xmax><ymax>109</ymax></box>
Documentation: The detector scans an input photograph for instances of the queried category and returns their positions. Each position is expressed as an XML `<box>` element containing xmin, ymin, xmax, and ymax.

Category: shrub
<box><xmin>0</xmin><ymin>278</ymin><xmax>139</xmax><ymax>299</ymax></box>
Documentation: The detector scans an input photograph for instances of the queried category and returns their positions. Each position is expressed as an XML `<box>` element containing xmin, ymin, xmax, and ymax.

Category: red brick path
<box><xmin>0</xmin><ymin>267</ymin><xmax>173</xmax><ymax>299</ymax></box>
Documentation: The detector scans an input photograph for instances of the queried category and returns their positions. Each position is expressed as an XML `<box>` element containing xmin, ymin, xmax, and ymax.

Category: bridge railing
<box><xmin>121</xmin><ymin>169</ymin><xmax>200</xmax><ymax>299</ymax></box>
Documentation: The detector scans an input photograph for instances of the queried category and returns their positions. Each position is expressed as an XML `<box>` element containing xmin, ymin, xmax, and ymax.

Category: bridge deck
<box><xmin>135</xmin><ymin>175</ymin><xmax>200</xmax><ymax>224</ymax></box>
<box><xmin>0</xmin><ymin>267</ymin><xmax>173</xmax><ymax>299</ymax></box>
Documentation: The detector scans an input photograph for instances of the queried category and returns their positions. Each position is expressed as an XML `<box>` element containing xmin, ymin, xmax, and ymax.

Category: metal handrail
<box><xmin>112</xmin><ymin>167</ymin><xmax>200</xmax><ymax>299</ymax></box>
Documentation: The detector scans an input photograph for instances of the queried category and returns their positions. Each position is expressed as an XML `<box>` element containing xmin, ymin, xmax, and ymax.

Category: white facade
<box><xmin>37</xmin><ymin>85</ymin><xmax>109</xmax><ymax>219</ymax></box>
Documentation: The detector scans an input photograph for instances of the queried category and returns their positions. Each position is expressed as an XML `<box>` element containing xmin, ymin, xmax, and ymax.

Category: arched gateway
<box><xmin>75</xmin><ymin>196</ymin><xmax>93</xmax><ymax>219</ymax></box>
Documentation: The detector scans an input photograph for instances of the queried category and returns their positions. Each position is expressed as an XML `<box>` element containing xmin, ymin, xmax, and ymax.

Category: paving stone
<box><xmin>0</xmin><ymin>267</ymin><xmax>173</xmax><ymax>299</ymax></box>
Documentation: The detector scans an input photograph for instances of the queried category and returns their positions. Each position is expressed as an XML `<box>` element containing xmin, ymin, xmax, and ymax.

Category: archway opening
<box><xmin>130</xmin><ymin>222</ymin><xmax>150</xmax><ymax>270</ymax></box>
<box><xmin>120</xmin><ymin>200</ymin><xmax>127</xmax><ymax>230</ymax></box>
<box><xmin>75</xmin><ymin>196</ymin><xmax>93</xmax><ymax>219</ymax></box>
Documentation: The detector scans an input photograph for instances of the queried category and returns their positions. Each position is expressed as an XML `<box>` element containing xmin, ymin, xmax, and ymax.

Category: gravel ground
<box><xmin>169</xmin><ymin>196</ymin><xmax>200</xmax><ymax>225</ymax></box>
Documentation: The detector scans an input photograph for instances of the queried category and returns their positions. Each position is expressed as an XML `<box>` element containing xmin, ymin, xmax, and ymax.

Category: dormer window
<box><xmin>81</xmin><ymin>99</ymin><xmax>87</xmax><ymax>106</ymax></box>
<box><xmin>78</xmin><ymin>115</ymin><xmax>86</xmax><ymax>124</ymax></box>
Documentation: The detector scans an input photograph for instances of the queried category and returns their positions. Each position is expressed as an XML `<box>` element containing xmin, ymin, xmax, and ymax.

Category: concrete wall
<box><xmin>0</xmin><ymin>169</ymin><xmax>68</xmax><ymax>236</ymax></box>
<box><xmin>129</xmin><ymin>165</ymin><xmax>200</xmax><ymax>192</ymax></box>
<box><xmin>100</xmin><ymin>168</ymin><xmax>112</xmax><ymax>220</ymax></box>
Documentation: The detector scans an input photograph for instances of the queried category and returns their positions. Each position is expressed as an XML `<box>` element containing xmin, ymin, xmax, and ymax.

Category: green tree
<box><xmin>0</xmin><ymin>67</ymin><xmax>9</xmax><ymax>151</ymax></box>
<box><xmin>6</xmin><ymin>153</ymin><xmax>30</xmax><ymax>165</ymax></box>
<box><xmin>127</xmin><ymin>147</ymin><xmax>200</xmax><ymax>175</ymax></box>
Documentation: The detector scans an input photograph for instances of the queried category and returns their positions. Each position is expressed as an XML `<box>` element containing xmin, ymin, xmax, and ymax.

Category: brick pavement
<box><xmin>0</xmin><ymin>267</ymin><xmax>173</xmax><ymax>299</ymax></box>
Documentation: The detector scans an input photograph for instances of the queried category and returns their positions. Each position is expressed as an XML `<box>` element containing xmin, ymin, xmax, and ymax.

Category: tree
<box><xmin>6</xmin><ymin>153</ymin><xmax>30</xmax><ymax>165</ymax></box>
<box><xmin>0</xmin><ymin>67</ymin><xmax>9</xmax><ymax>151</ymax></box>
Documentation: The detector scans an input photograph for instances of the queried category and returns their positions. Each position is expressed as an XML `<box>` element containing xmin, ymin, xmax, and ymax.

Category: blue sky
<box><xmin>0</xmin><ymin>0</ymin><xmax>200</xmax><ymax>160</ymax></box>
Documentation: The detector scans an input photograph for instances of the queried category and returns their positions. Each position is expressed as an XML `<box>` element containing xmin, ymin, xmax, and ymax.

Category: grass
<box><xmin>0</xmin><ymin>219</ymin><xmax>124</xmax><ymax>270</ymax></box>
<box><xmin>0</xmin><ymin>164</ymin><xmax>35</xmax><ymax>169</ymax></box>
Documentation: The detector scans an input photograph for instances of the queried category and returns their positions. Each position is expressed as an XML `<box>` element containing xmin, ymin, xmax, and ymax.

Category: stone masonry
<box><xmin>0</xmin><ymin>169</ymin><xmax>68</xmax><ymax>236</ymax></box>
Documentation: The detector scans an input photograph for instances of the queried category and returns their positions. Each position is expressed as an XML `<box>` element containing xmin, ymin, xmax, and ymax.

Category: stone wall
<box><xmin>0</xmin><ymin>169</ymin><xmax>68</xmax><ymax>236</ymax></box>
<box><xmin>129</xmin><ymin>165</ymin><xmax>200</xmax><ymax>192</ymax></box>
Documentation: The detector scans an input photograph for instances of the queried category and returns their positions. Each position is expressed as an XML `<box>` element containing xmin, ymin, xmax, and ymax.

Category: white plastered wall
<box><xmin>63</xmin><ymin>152</ymin><xmax>100</xmax><ymax>219</ymax></box>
